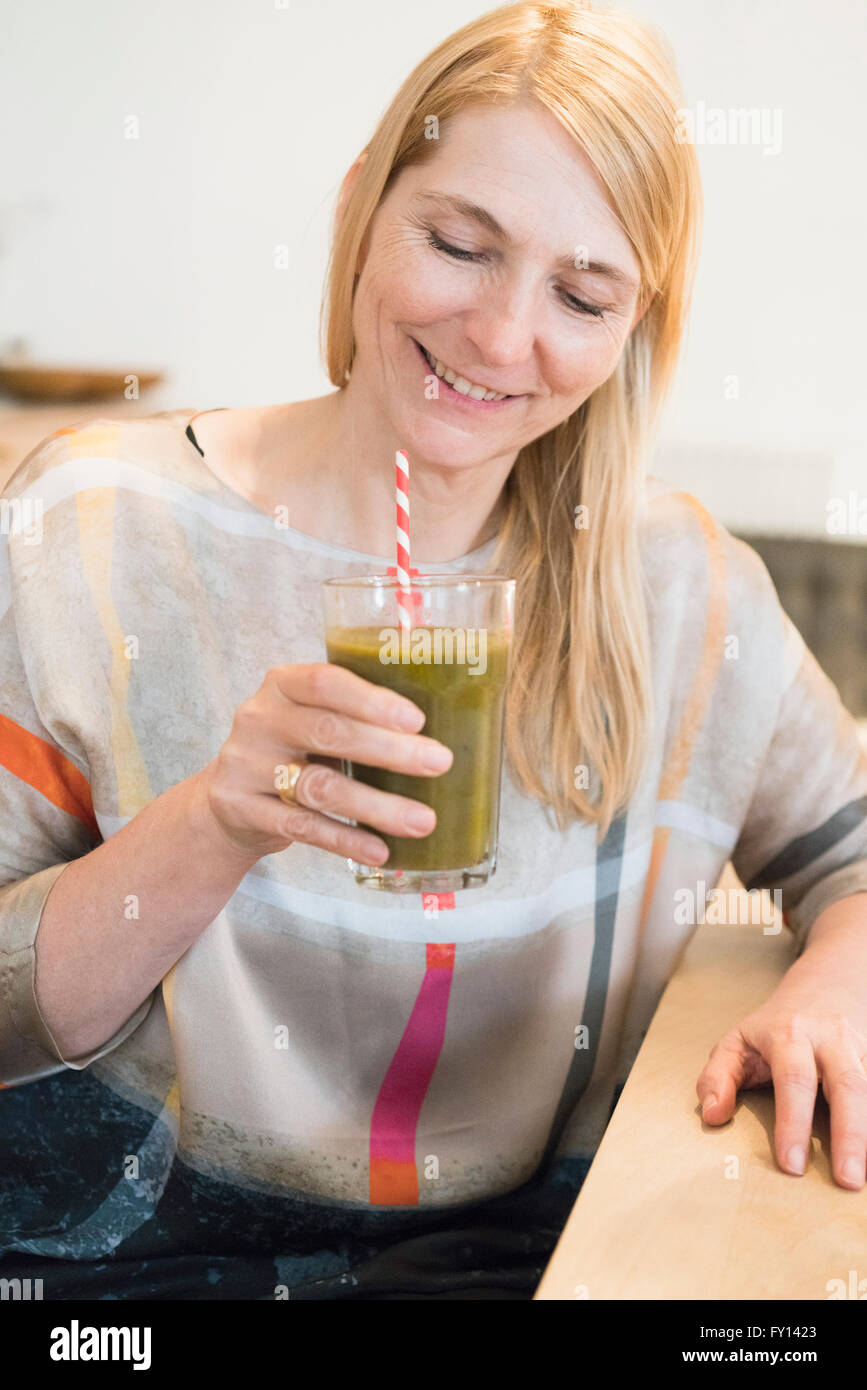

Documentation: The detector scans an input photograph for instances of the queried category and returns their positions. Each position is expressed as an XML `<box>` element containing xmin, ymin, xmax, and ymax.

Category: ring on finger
<box><xmin>276</xmin><ymin>758</ymin><xmax>309</xmax><ymax>807</ymax></box>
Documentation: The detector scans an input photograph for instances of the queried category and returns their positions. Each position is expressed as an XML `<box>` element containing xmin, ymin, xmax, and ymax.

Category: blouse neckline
<box><xmin>182</xmin><ymin>408</ymin><xmax>502</xmax><ymax>569</ymax></box>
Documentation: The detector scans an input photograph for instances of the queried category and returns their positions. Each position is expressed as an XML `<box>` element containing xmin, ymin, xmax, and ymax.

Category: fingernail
<box><xmin>395</xmin><ymin>703</ymin><xmax>423</xmax><ymax>730</ymax></box>
<box><xmin>423</xmin><ymin>745</ymin><xmax>452</xmax><ymax>772</ymax></box>
<box><xmin>786</xmin><ymin>1145</ymin><xmax>806</xmax><ymax>1174</ymax></box>
<box><xmin>363</xmin><ymin>840</ymin><xmax>388</xmax><ymax>864</ymax></box>
<box><xmin>405</xmin><ymin>805</ymin><xmax>435</xmax><ymax>832</ymax></box>
<box><xmin>841</xmin><ymin>1156</ymin><xmax>865</xmax><ymax>1187</ymax></box>
<box><xmin>701</xmin><ymin>1094</ymin><xmax>718</xmax><ymax>1116</ymax></box>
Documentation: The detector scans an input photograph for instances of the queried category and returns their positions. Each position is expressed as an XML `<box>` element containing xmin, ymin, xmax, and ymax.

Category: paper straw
<box><xmin>395</xmin><ymin>449</ymin><xmax>412</xmax><ymax>633</ymax></box>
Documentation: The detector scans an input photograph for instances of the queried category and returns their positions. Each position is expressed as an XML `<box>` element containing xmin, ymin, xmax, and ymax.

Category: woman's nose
<box><xmin>462</xmin><ymin>277</ymin><xmax>539</xmax><ymax>370</ymax></box>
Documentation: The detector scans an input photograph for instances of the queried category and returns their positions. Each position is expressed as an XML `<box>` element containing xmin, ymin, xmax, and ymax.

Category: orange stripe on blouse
<box><xmin>657</xmin><ymin>494</ymin><xmax>729</xmax><ymax>803</ymax></box>
<box><xmin>0</xmin><ymin>712</ymin><xmax>100</xmax><ymax>839</ymax></box>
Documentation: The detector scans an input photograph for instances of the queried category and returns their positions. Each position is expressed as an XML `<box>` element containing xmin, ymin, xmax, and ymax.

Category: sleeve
<box><xmin>0</xmin><ymin>459</ymin><xmax>154</xmax><ymax>1086</ymax></box>
<box><xmin>730</xmin><ymin>581</ymin><xmax>867</xmax><ymax>960</ymax></box>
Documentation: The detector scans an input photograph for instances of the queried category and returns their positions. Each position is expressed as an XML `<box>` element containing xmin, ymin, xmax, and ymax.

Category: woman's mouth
<box><xmin>411</xmin><ymin>338</ymin><xmax>522</xmax><ymax>410</ymax></box>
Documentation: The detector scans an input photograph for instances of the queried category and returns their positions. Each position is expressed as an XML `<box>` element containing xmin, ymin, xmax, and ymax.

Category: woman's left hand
<box><xmin>696</xmin><ymin>1002</ymin><xmax>867</xmax><ymax>1189</ymax></box>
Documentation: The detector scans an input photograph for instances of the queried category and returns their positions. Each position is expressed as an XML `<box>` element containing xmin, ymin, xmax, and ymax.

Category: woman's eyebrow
<box><xmin>409</xmin><ymin>189</ymin><xmax>638</xmax><ymax>289</ymax></box>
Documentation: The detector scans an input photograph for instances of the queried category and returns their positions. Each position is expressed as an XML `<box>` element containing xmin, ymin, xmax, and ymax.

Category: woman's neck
<box><xmin>244</xmin><ymin>385</ymin><xmax>513</xmax><ymax>563</ymax></box>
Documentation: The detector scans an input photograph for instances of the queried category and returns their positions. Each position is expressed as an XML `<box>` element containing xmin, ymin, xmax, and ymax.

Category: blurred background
<box><xmin>1</xmin><ymin>0</ymin><xmax>865</xmax><ymax>713</ymax></box>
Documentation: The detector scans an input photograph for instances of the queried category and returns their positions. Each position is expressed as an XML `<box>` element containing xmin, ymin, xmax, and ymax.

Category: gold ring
<box><xmin>276</xmin><ymin>758</ymin><xmax>308</xmax><ymax>807</ymax></box>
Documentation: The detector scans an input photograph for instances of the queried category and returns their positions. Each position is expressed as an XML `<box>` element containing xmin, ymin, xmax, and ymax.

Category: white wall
<box><xmin>1</xmin><ymin>0</ymin><xmax>864</xmax><ymax>536</ymax></box>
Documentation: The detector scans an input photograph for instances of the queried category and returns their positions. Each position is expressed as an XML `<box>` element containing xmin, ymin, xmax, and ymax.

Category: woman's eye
<box><xmin>561</xmin><ymin>292</ymin><xmax>605</xmax><ymax>320</ymax></box>
<box><xmin>425</xmin><ymin>230</ymin><xmax>606</xmax><ymax>319</ymax></box>
<box><xmin>425</xmin><ymin>231</ymin><xmax>482</xmax><ymax>262</ymax></box>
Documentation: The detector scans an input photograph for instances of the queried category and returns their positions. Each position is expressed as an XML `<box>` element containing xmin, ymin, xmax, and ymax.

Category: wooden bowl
<box><xmin>0</xmin><ymin>365</ymin><xmax>164</xmax><ymax>403</ymax></box>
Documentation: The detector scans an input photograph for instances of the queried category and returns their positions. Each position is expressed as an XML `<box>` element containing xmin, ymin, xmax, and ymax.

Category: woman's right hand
<box><xmin>191</xmin><ymin>663</ymin><xmax>454</xmax><ymax>863</ymax></box>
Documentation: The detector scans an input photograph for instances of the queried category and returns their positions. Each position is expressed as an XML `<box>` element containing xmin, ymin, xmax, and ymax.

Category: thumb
<box><xmin>696</xmin><ymin>1032</ymin><xmax>749</xmax><ymax>1124</ymax></box>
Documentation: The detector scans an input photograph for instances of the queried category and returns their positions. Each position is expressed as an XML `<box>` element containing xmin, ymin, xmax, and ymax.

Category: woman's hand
<box><xmin>696</xmin><ymin>1001</ymin><xmax>867</xmax><ymax>1190</ymax></box>
<box><xmin>194</xmin><ymin>663</ymin><xmax>453</xmax><ymax>863</ymax></box>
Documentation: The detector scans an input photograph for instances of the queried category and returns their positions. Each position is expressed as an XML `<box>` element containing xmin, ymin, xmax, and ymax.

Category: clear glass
<box><xmin>322</xmin><ymin>574</ymin><xmax>516</xmax><ymax>893</ymax></box>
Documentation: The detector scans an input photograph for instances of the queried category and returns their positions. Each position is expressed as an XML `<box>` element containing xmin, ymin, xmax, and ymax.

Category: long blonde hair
<box><xmin>320</xmin><ymin>1</ymin><xmax>702</xmax><ymax>842</ymax></box>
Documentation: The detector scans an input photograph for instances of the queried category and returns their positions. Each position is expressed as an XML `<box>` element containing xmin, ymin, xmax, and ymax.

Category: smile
<box><xmin>412</xmin><ymin>338</ymin><xmax>522</xmax><ymax>408</ymax></box>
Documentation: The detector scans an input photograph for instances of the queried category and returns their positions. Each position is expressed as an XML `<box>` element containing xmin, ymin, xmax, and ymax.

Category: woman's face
<box><xmin>348</xmin><ymin>99</ymin><xmax>645</xmax><ymax>471</ymax></box>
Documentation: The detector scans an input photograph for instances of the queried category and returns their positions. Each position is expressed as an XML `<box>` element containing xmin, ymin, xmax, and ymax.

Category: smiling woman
<box><xmin>2</xmin><ymin>0</ymin><xmax>867</xmax><ymax>1307</ymax></box>
<box><xmin>321</xmin><ymin>23</ymin><xmax>700</xmax><ymax>839</ymax></box>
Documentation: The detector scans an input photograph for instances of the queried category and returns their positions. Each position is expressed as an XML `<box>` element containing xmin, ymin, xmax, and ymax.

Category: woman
<box><xmin>2</xmin><ymin>1</ymin><xmax>866</xmax><ymax>1301</ymax></box>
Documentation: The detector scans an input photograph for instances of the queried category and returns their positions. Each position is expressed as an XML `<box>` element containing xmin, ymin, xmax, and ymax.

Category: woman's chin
<box><xmin>397</xmin><ymin>412</ymin><xmax>509</xmax><ymax>468</ymax></box>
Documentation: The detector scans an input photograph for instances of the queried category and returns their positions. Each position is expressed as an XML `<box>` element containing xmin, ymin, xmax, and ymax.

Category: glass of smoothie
<box><xmin>322</xmin><ymin>574</ymin><xmax>515</xmax><ymax>893</ymax></box>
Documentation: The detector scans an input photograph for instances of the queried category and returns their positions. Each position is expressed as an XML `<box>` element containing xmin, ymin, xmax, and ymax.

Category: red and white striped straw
<box><xmin>395</xmin><ymin>448</ymin><xmax>412</xmax><ymax>633</ymax></box>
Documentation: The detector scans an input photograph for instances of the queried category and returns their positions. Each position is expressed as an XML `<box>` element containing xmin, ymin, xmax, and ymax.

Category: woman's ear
<box><xmin>336</xmin><ymin>149</ymin><xmax>369</xmax><ymax>226</ymax></box>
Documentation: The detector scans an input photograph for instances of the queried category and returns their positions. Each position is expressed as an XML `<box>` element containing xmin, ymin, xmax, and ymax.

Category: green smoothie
<box><xmin>325</xmin><ymin>624</ymin><xmax>510</xmax><ymax>870</ymax></box>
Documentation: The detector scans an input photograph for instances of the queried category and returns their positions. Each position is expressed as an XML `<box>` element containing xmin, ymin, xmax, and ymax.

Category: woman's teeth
<box><xmin>419</xmin><ymin>344</ymin><xmax>509</xmax><ymax>401</ymax></box>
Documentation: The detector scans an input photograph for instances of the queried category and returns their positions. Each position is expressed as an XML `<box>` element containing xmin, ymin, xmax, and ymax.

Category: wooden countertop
<box><xmin>534</xmin><ymin>861</ymin><xmax>867</xmax><ymax>1300</ymax></box>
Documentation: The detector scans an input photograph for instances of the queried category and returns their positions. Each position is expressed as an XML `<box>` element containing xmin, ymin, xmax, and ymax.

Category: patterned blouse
<box><xmin>1</xmin><ymin>407</ymin><xmax>865</xmax><ymax>1299</ymax></box>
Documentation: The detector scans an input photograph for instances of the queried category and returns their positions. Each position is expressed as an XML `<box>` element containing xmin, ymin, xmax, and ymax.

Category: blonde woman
<box><xmin>1</xmin><ymin>1</ymin><xmax>866</xmax><ymax>1301</ymax></box>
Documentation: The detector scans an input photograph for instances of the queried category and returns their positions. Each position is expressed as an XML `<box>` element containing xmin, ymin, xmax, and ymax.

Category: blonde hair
<box><xmin>320</xmin><ymin>1</ymin><xmax>702</xmax><ymax>842</ymax></box>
